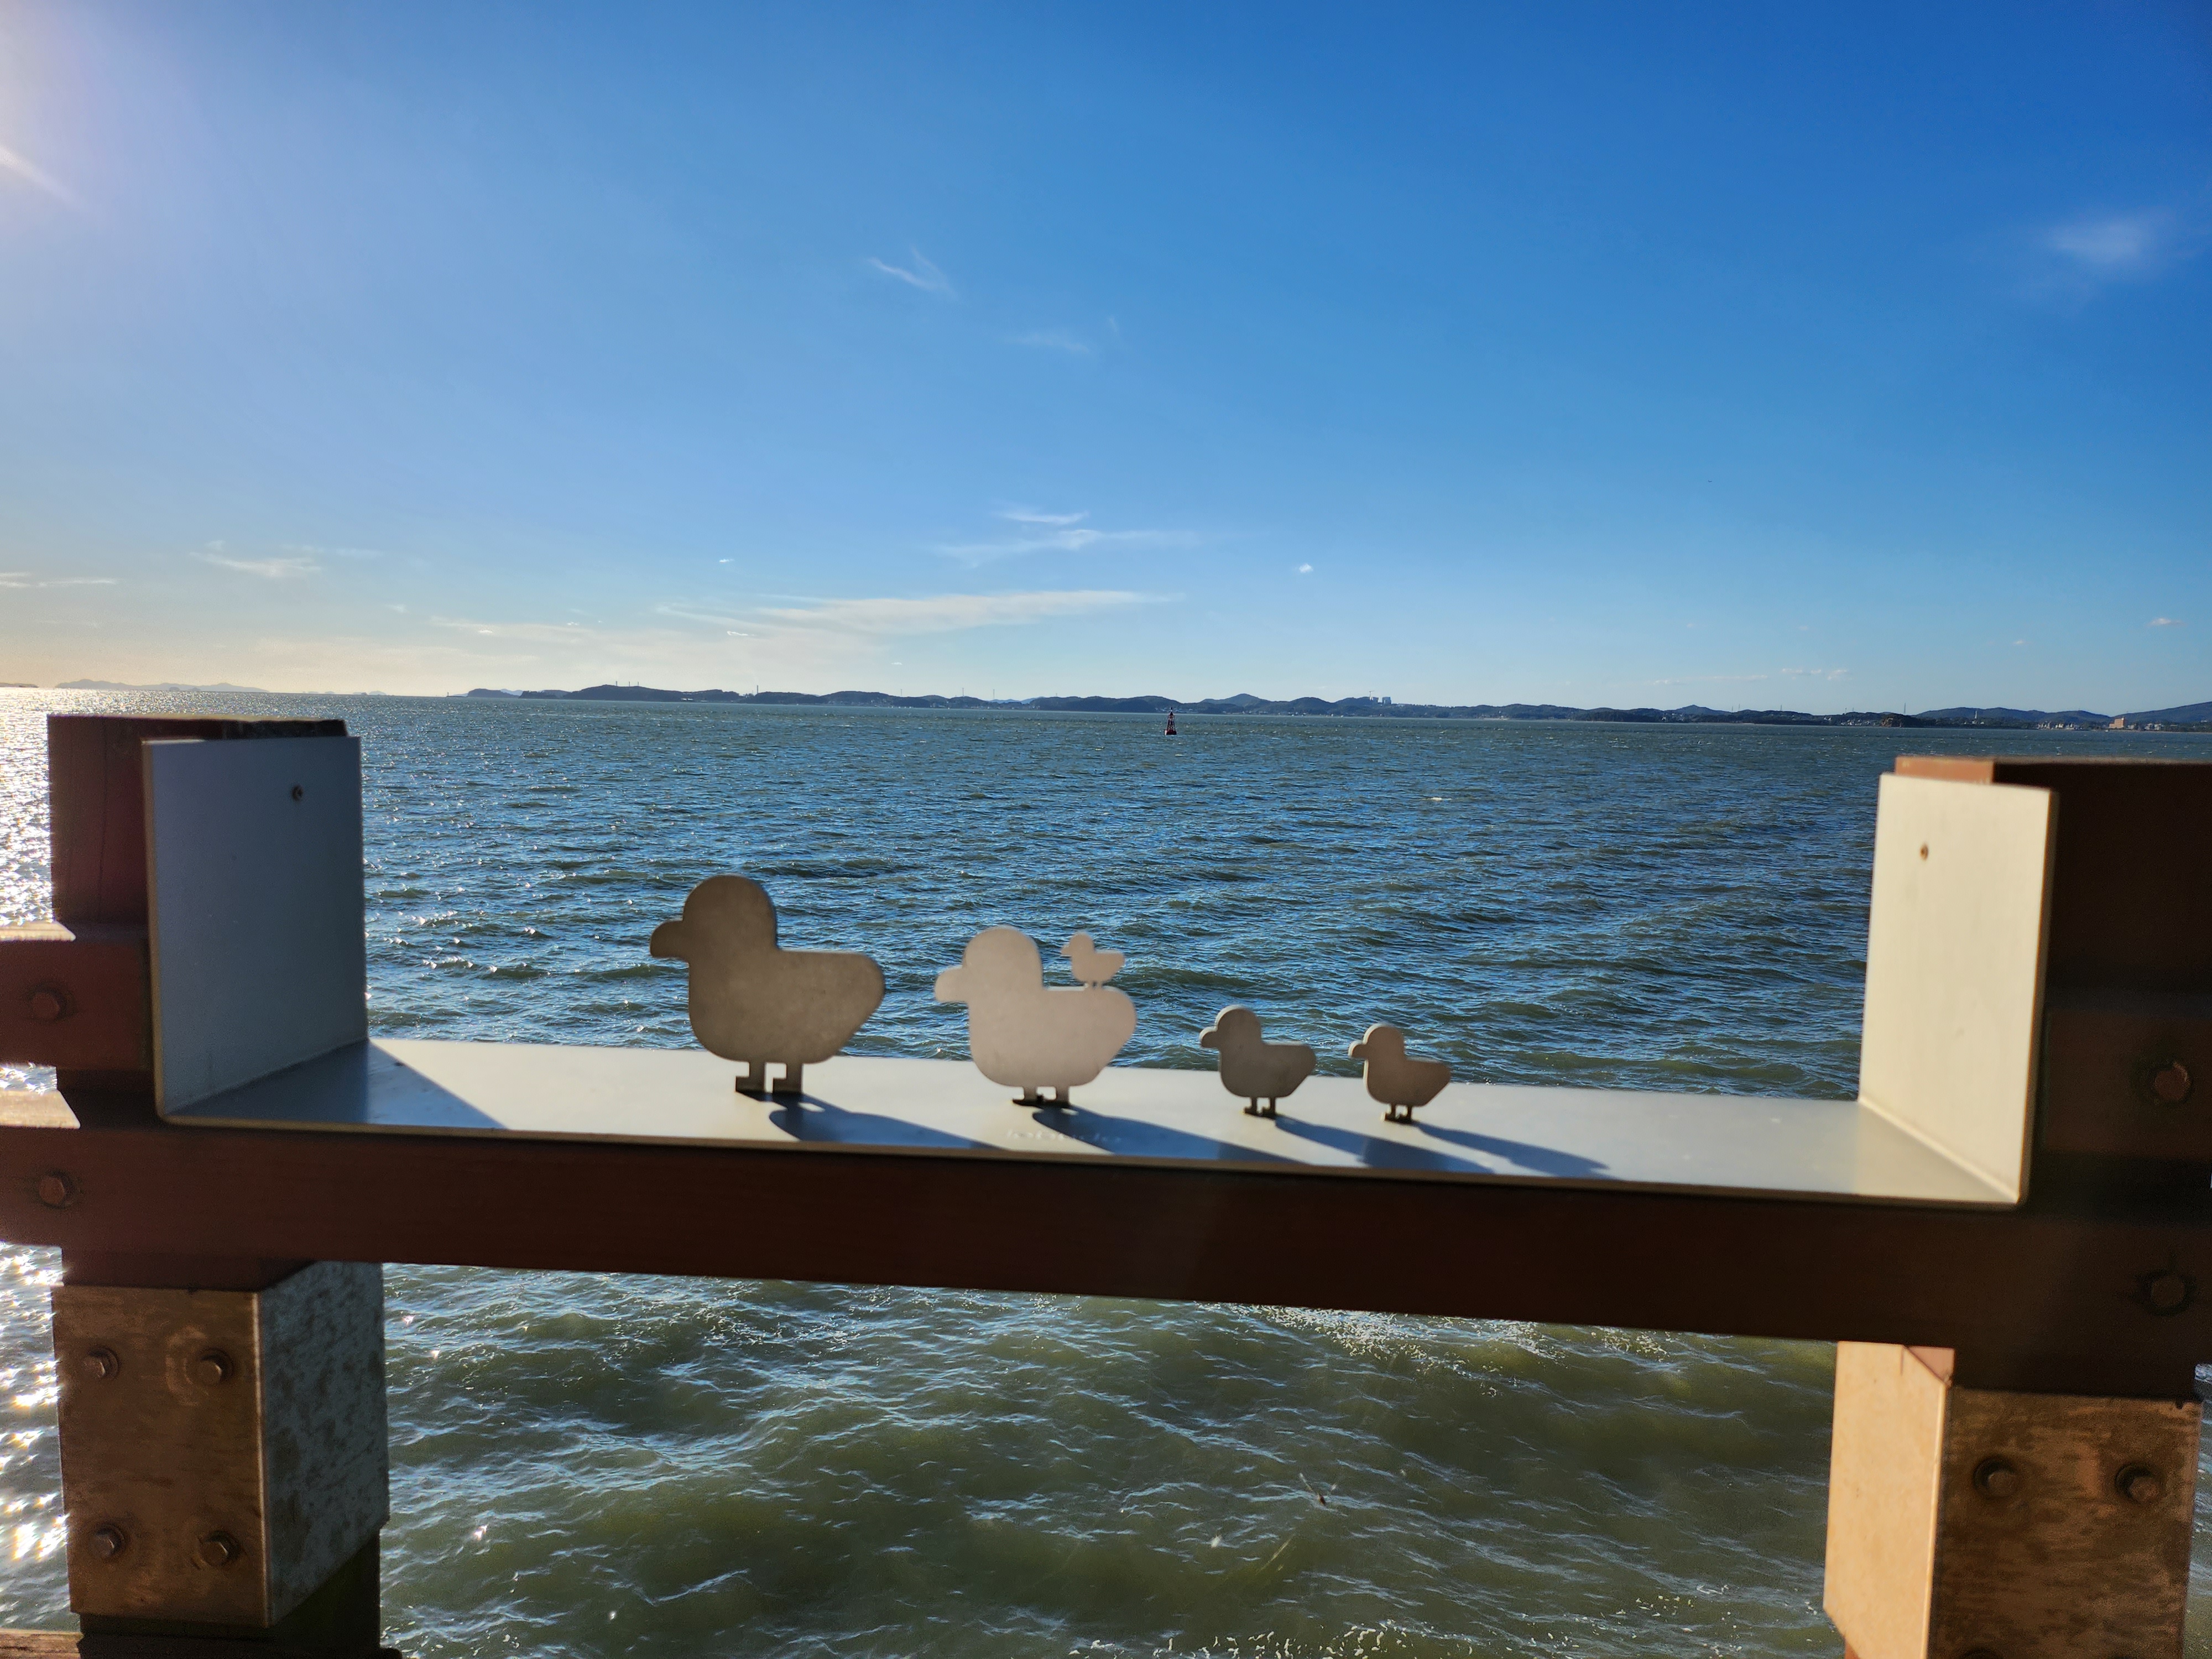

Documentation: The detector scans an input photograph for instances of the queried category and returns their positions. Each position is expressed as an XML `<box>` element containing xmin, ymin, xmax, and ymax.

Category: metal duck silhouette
<box><xmin>651</xmin><ymin>875</ymin><xmax>884</xmax><ymax>1097</ymax></box>
<box><xmin>936</xmin><ymin>926</ymin><xmax>1135</xmax><ymax>1105</ymax></box>
<box><xmin>1199</xmin><ymin>1005</ymin><xmax>1316</xmax><ymax>1118</ymax></box>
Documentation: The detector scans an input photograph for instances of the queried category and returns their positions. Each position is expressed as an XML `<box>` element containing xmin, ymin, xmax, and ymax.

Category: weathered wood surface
<box><xmin>1827</xmin><ymin>1342</ymin><xmax>2198</xmax><ymax>1659</ymax></box>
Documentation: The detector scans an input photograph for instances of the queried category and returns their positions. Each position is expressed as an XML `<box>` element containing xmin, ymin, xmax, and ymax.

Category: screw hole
<box><xmin>290</xmin><ymin>784</ymin><xmax>305</xmax><ymax>802</ymax></box>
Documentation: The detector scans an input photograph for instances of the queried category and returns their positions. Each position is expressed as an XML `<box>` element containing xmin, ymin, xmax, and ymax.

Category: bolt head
<box><xmin>26</xmin><ymin>987</ymin><xmax>65</xmax><ymax>1022</ymax></box>
<box><xmin>82</xmin><ymin>1347</ymin><xmax>119</xmax><ymax>1383</ymax></box>
<box><xmin>1973</xmin><ymin>1457</ymin><xmax>2020</xmax><ymax>1499</ymax></box>
<box><xmin>192</xmin><ymin>1349</ymin><xmax>234</xmax><ymax>1387</ymax></box>
<box><xmin>2150</xmin><ymin>1060</ymin><xmax>2193</xmax><ymax>1107</ymax></box>
<box><xmin>2117</xmin><ymin>1464</ymin><xmax>2164</xmax><ymax>1504</ymax></box>
<box><xmin>35</xmin><ymin>1172</ymin><xmax>74</xmax><ymax>1208</ymax></box>
<box><xmin>197</xmin><ymin>1531</ymin><xmax>242</xmax><ymax>1569</ymax></box>
<box><xmin>89</xmin><ymin>1525</ymin><xmax>127</xmax><ymax>1561</ymax></box>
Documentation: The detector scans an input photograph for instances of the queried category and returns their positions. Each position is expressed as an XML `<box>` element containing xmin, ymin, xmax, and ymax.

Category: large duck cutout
<box><xmin>936</xmin><ymin>926</ymin><xmax>1136</xmax><ymax>1105</ymax></box>
<box><xmin>650</xmin><ymin>875</ymin><xmax>885</xmax><ymax>1097</ymax></box>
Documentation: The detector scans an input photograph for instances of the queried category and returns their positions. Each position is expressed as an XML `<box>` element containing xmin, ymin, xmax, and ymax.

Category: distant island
<box><xmin>462</xmin><ymin>685</ymin><xmax>2212</xmax><ymax>732</ymax></box>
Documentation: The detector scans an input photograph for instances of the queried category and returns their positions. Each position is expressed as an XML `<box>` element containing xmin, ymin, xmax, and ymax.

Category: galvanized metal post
<box><xmin>51</xmin><ymin>1256</ymin><xmax>390</xmax><ymax>1651</ymax></box>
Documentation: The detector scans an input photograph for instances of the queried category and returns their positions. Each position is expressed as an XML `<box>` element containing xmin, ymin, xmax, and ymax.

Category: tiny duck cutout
<box><xmin>1199</xmin><ymin>1006</ymin><xmax>1315</xmax><ymax>1118</ymax></box>
<box><xmin>1349</xmin><ymin>1024</ymin><xmax>1451</xmax><ymax>1122</ymax></box>
<box><xmin>650</xmin><ymin>875</ymin><xmax>885</xmax><ymax>1097</ymax></box>
<box><xmin>1062</xmin><ymin>931</ymin><xmax>1125</xmax><ymax>988</ymax></box>
<box><xmin>936</xmin><ymin>926</ymin><xmax>1136</xmax><ymax>1105</ymax></box>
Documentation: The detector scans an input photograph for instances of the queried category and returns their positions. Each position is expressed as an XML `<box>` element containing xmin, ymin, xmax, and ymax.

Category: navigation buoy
<box><xmin>1165</xmin><ymin>709</ymin><xmax>1178</xmax><ymax>737</ymax></box>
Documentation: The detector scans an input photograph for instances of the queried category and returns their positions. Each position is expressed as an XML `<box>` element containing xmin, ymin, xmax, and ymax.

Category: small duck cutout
<box><xmin>936</xmin><ymin>926</ymin><xmax>1136</xmax><ymax>1105</ymax></box>
<box><xmin>1062</xmin><ymin>931</ymin><xmax>1125</xmax><ymax>988</ymax></box>
<box><xmin>1199</xmin><ymin>1006</ymin><xmax>1314</xmax><ymax>1118</ymax></box>
<box><xmin>650</xmin><ymin>875</ymin><xmax>885</xmax><ymax>1097</ymax></box>
<box><xmin>1349</xmin><ymin>1024</ymin><xmax>1452</xmax><ymax>1123</ymax></box>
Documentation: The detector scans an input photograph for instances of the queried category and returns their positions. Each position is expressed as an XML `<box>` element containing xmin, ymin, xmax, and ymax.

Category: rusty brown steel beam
<box><xmin>2</xmin><ymin>1088</ymin><xmax>2204</xmax><ymax>1397</ymax></box>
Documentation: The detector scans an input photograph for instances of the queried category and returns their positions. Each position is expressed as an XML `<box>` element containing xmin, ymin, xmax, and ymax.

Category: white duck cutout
<box><xmin>936</xmin><ymin>926</ymin><xmax>1136</xmax><ymax>1105</ymax></box>
<box><xmin>1199</xmin><ymin>1005</ymin><xmax>1316</xmax><ymax>1118</ymax></box>
<box><xmin>1349</xmin><ymin>1024</ymin><xmax>1452</xmax><ymax>1123</ymax></box>
<box><xmin>650</xmin><ymin>875</ymin><xmax>885</xmax><ymax>1097</ymax></box>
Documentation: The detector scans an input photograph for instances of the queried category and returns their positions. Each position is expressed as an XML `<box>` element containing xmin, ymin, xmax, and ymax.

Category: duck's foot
<box><xmin>1014</xmin><ymin>1091</ymin><xmax>1044</xmax><ymax>1107</ymax></box>
<box><xmin>1243</xmin><ymin>1100</ymin><xmax>1277</xmax><ymax>1118</ymax></box>
<box><xmin>770</xmin><ymin>1062</ymin><xmax>804</xmax><ymax>1098</ymax></box>
<box><xmin>735</xmin><ymin>1061</ymin><xmax>769</xmax><ymax>1095</ymax></box>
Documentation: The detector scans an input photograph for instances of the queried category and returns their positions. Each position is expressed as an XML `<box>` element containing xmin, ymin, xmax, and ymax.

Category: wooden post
<box><xmin>1826</xmin><ymin>1343</ymin><xmax>2198</xmax><ymax>1659</ymax></box>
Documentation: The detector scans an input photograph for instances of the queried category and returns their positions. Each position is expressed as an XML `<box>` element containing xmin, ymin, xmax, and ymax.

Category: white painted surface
<box><xmin>144</xmin><ymin>737</ymin><xmax>367</xmax><ymax>1114</ymax></box>
<box><xmin>1857</xmin><ymin>772</ymin><xmax>2054</xmax><ymax>1202</ymax></box>
<box><xmin>167</xmin><ymin>1039</ymin><xmax>2014</xmax><ymax>1206</ymax></box>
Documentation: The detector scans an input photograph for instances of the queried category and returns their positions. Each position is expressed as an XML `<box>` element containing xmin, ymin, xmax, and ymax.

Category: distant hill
<box><xmin>1916</xmin><ymin>706</ymin><xmax>2112</xmax><ymax>726</ymax></box>
<box><xmin>56</xmin><ymin>679</ymin><xmax>272</xmax><ymax>693</ymax></box>
<box><xmin>460</xmin><ymin>684</ymin><xmax>2196</xmax><ymax>729</ymax></box>
<box><xmin>2124</xmin><ymin>700</ymin><xmax>2212</xmax><ymax>726</ymax></box>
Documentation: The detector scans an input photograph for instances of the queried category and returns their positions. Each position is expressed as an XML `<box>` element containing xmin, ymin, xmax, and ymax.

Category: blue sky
<box><xmin>1</xmin><ymin>2</ymin><xmax>2206</xmax><ymax>710</ymax></box>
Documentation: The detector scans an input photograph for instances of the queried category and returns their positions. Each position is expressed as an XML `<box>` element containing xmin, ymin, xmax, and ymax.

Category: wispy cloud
<box><xmin>2047</xmin><ymin>210</ymin><xmax>2177</xmax><ymax>273</ymax></box>
<box><xmin>865</xmin><ymin>249</ymin><xmax>955</xmax><ymax>298</ymax></box>
<box><xmin>2038</xmin><ymin>207</ymin><xmax>2200</xmax><ymax>292</ymax></box>
<box><xmin>935</xmin><ymin>512</ymin><xmax>1199</xmax><ymax>567</ymax></box>
<box><xmin>739</xmin><ymin>589</ymin><xmax>1152</xmax><ymax>637</ymax></box>
<box><xmin>283</xmin><ymin>542</ymin><xmax>386</xmax><ymax>560</ymax></box>
<box><xmin>0</xmin><ymin>143</ymin><xmax>82</xmax><ymax>211</ymax></box>
<box><xmin>997</xmin><ymin>508</ymin><xmax>1088</xmax><ymax>526</ymax></box>
<box><xmin>1010</xmin><ymin>329</ymin><xmax>1092</xmax><ymax>354</ymax></box>
<box><xmin>2150</xmin><ymin>616</ymin><xmax>2184</xmax><ymax>628</ymax></box>
<box><xmin>1297</xmin><ymin>563</ymin><xmax>1313</xmax><ymax>575</ymax></box>
<box><xmin>430</xmin><ymin>615</ymin><xmax>590</xmax><ymax>643</ymax></box>
<box><xmin>0</xmin><ymin>572</ymin><xmax>117</xmax><ymax>589</ymax></box>
<box><xmin>197</xmin><ymin>552</ymin><xmax>320</xmax><ymax>580</ymax></box>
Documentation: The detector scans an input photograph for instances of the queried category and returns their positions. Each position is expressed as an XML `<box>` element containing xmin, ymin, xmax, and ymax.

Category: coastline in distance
<box><xmin>457</xmin><ymin>684</ymin><xmax>2212</xmax><ymax>731</ymax></box>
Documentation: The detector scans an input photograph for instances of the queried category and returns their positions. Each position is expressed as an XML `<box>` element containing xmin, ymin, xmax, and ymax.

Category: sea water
<box><xmin>2</xmin><ymin>690</ymin><xmax>2208</xmax><ymax>1657</ymax></box>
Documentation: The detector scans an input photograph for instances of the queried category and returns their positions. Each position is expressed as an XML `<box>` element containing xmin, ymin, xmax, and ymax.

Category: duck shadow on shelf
<box><xmin>1024</xmin><ymin>1102</ymin><xmax>1305</xmax><ymax>1166</ymax></box>
<box><xmin>1413</xmin><ymin>1121</ymin><xmax>1610</xmax><ymax>1180</ymax></box>
<box><xmin>763</xmin><ymin>1096</ymin><xmax>990</xmax><ymax>1152</ymax></box>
